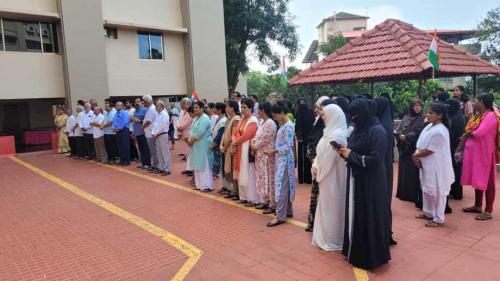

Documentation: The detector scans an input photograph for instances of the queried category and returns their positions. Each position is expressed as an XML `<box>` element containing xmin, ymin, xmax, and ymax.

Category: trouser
<box><xmin>94</xmin><ymin>137</ymin><xmax>107</xmax><ymax>162</ymax></box>
<box><xmin>68</xmin><ymin>136</ymin><xmax>77</xmax><ymax>156</ymax></box>
<box><xmin>130</xmin><ymin>133</ymin><xmax>139</xmax><ymax>161</ymax></box>
<box><xmin>146</xmin><ymin>137</ymin><xmax>159</xmax><ymax>168</ymax></box>
<box><xmin>83</xmin><ymin>133</ymin><xmax>95</xmax><ymax>159</ymax></box>
<box><xmin>104</xmin><ymin>134</ymin><xmax>118</xmax><ymax>162</ymax></box>
<box><xmin>423</xmin><ymin>192</ymin><xmax>447</xmax><ymax>223</ymax></box>
<box><xmin>276</xmin><ymin>169</ymin><xmax>293</xmax><ymax>221</ymax></box>
<box><xmin>136</xmin><ymin>134</ymin><xmax>151</xmax><ymax>167</ymax></box>
<box><xmin>450</xmin><ymin>159</ymin><xmax>463</xmax><ymax>199</ymax></box>
<box><xmin>297</xmin><ymin>141</ymin><xmax>312</xmax><ymax>184</ymax></box>
<box><xmin>155</xmin><ymin>134</ymin><xmax>171</xmax><ymax>172</ymax></box>
<box><xmin>173</xmin><ymin>116</ymin><xmax>179</xmax><ymax>139</ymax></box>
<box><xmin>75</xmin><ymin>136</ymin><xmax>84</xmax><ymax>157</ymax></box>
<box><xmin>116</xmin><ymin>128</ymin><xmax>131</xmax><ymax>164</ymax></box>
<box><xmin>474</xmin><ymin>172</ymin><xmax>496</xmax><ymax>213</ymax></box>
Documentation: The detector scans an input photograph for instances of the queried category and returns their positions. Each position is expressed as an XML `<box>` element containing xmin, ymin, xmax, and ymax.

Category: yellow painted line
<box><xmin>99</xmin><ymin>163</ymin><xmax>307</xmax><ymax>228</ymax></box>
<box><xmin>10</xmin><ymin>156</ymin><xmax>201</xmax><ymax>281</ymax></box>
<box><xmin>98</xmin><ymin>163</ymin><xmax>369</xmax><ymax>281</ymax></box>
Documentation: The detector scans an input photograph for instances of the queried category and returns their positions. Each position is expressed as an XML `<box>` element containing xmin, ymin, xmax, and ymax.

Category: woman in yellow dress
<box><xmin>54</xmin><ymin>106</ymin><xmax>70</xmax><ymax>153</ymax></box>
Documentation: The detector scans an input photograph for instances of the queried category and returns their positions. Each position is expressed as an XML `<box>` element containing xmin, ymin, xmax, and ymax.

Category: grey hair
<box><xmin>142</xmin><ymin>95</ymin><xmax>153</xmax><ymax>104</ymax></box>
<box><xmin>76</xmin><ymin>105</ymin><xmax>84</xmax><ymax>112</ymax></box>
<box><xmin>156</xmin><ymin>100</ymin><xmax>165</xmax><ymax>107</ymax></box>
<box><xmin>180</xmin><ymin>97</ymin><xmax>192</xmax><ymax>105</ymax></box>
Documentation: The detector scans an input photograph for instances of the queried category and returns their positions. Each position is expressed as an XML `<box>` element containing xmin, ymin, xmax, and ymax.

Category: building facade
<box><xmin>0</xmin><ymin>0</ymin><xmax>228</xmax><ymax>148</ymax></box>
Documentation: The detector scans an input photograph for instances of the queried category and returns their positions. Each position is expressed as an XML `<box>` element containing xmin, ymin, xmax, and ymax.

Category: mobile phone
<box><xmin>330</xmin><ymin>140</ymin><xmax>343</xmax><ymax>150</ymax></box>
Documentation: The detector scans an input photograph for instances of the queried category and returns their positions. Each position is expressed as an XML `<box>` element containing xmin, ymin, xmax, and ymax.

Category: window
<box><xmin>137</xmin><ymin>32</ymin><xmax>163</xmax><ymax>60</ymax></box>
<box><xmin>104</xmin><ymin>27</ymin><xmax>117</xmax><ymax>39</ymax></box>
<box><xmin>0</xmin><ymin>18</ymin><xmax>58</xmax><ymax>53</ymax></box>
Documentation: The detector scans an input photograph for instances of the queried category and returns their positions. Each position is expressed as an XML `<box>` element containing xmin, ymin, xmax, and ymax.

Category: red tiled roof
<box><xmin>290</xmin><ymin>19</ymin><xmax>500</xmax><ymax>86</ymax></box>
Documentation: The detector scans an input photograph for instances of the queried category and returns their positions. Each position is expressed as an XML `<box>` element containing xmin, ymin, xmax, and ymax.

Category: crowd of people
<box><xmin>52</xmin><ymin>86</ymin><xmax>499</xmax><ymax>270</ymax></box>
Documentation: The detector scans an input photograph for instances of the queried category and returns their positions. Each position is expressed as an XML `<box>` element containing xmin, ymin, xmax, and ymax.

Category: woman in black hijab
<box><xmin>338</xmin><ymin>98</ymin><xmax>391</xmax><ymax>270</ymax></box>
<box><xmin>295</xmin><ymin>97</ymin><xmax>315</xmax><ymax>184</ymax></box>
<box><xmin>445</xmin><ymin>98</ymin><xmax>465</xmax><ymax>200</ymax></box>
<box><xmin>396</xmin><ymin>99</ymin><xmax>426</xmax><ymax>205</ymax></box>
<box><xmin>375</xmin><ymin>96</ymin><xmax>395</xmax><ymax>206</ymax></box>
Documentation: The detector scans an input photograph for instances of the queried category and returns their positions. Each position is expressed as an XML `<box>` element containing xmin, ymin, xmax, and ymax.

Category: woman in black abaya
<box><xmin>338</xmin><ymin>98</ymin><xmax>391</xmax><ymax>270</ymax></box>
<box><xmin>444</xmin><ymin>98</ymin><xmax>465</xmax><ymax>200</ymax></box>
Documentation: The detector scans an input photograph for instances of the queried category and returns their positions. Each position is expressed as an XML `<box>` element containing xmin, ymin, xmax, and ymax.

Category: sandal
<box><xmin>463</xmin><ymin>206</ymin><xmax>482</xmax><ymax>213</ymax></box>
<box><xmin>476</xmin><ymin>212</ymin><xmax>493</xmax><ymax>221</ymax></box>
<box><xmin>415</xmin><ymin>214</ymin><xmax>433</xmax><ymax>220</ymax></box>
<box><xmin>255</xmin><ymin>204</ymin><xmax>267</xmax><ymax>210</ymax></box>
<box><xmin>244</xmin><ymin>202</ymin><xmax>257</xmax><ymax>207</ymax></box>
<box><xmin>425</xmin><ymin>221</ymin><xmax>444</xmax><ymax>227</ymax></box>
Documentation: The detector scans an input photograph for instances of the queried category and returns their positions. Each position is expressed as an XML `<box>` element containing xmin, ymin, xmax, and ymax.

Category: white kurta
<box><xmin>311</xmin><ymin>104</ymin><xmax>348</xmax><ymax>251</ymax></box>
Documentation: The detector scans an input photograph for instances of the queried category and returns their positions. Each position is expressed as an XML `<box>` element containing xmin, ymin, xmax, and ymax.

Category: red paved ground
<box><xmin>0</xmin><ymin>144</ymin><xmax>499</xmax><ymax>281</ymax></box>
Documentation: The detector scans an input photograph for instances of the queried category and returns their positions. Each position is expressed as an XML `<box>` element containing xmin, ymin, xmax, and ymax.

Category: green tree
<box><xmin>318</xmin><ymin>34</ymin><xmax>347</xmax><ymax>56</ymax></box>
<box><xmin>224</xmin><ymin>0</ymin><xmax>299</xmax><ymax>94</ymax></box>
<box><xmin>476</xmin><ymin>7</ymin><xmax>500</xmax><ymax>64</ymax></box>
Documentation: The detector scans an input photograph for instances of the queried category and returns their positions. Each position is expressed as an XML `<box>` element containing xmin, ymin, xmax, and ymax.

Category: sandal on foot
<box><xmin>255</xmin><ymin>204</ymin><xmax>267</xmax><ymax>210</ymax></box>
<box><xmin>476</xmin><ymin>212</ymin><xmax>492</xmax><ymax>221</ymax></box>
<box><xmin>244</xmin><ymin>202</ymin><xmax>257</xmax><ymax>207</ymax></box>
<box><xmin>463</xmin><ymin>206</ymin><xmax>482</xmax><ymax>213</ymax></box>
<box><xmin>425</xmin><ymin>221</ymin><xmax>444</xmax><ymax>227</ymax></box>
<box><xmin>415</xmin><ymin>214</ymin><xmax>433</xmax><ymax>220</ymax></box>
<box><xmin>262</xmin><ymin>208</ymin><xmax>275</xmax><ymax>215</ymax></box>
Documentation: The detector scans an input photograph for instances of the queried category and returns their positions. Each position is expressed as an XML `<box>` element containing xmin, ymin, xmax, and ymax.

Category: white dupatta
<box><xmin>239</xmin><ymin>116</ymin><xmax>259</xmax><ymax>188</ymax></box>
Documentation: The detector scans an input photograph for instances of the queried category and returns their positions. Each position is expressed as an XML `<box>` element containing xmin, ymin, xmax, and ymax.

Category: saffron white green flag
<box><xmin>428</xmin><ymin>32</ymin><xmax>440</xmax><ymax>71</ymax></box>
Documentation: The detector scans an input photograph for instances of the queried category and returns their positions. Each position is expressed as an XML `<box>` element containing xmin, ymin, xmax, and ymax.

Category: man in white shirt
<box><xmin>64</xmin><ymin>108</ymin><xmax>77</xmax><ymax>157</ymax></box>
<box><xmin>91</xmin><ymin>106</ymin><xmax>107</xmax><ymax>162</ymax></box>
<box><xmin>170</xmin><ymin>103</ymin><xmax>180</xmax><ymax>139</ymax></box>
<box><xmin>125</xmin><ymin>100</ymin><xmax>139</xmax><ymax>161</ymax></box>
<box><xmin>102</xmin><ymin>101</ymin><xmax>118</xmax><ymax>164</ymax></box>
<box><xmin>72</xmin><ymin>105</ymin><xmax>85</xmax><ymax>158</ymax></box>
<box><xmin>152</xmin><ymin>100</ymin><xmax>171</xmax><ymax>176</ymax></box>
<box><xmin>142</xmin><ymin>95</ymin><xmax>159</xmax><ymax>171</ymax></box>
<box><xmin>80</xmin><ymin>102</ymin><xmax>96</xmax><ymax>160</ymax></box>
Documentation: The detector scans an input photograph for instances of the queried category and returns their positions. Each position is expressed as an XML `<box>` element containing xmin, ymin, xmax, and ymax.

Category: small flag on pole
<box><xmin>279</xmin><ymin>56</ymin><xmax>288</xmax><ymax>88</ymax></box>
<box><xmin>191</xmin><ymin>90</ymin><xmax>201</xmax><ymax>102</ymax></box>
<box><xmin>428</xmin><ymin>30</ymin><xmax>440</xmax><ymax>72</ymax></box>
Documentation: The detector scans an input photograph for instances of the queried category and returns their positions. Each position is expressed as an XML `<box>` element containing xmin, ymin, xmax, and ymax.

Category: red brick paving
<box><xmin>0</xmin><ymin>144</ymin><xmax>499</xmax><ymax>281</ymax></box>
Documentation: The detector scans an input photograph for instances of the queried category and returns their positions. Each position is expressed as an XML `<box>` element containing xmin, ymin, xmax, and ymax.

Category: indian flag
<box><xmin>428</xmin><ymin>31</ymin><xmax>440</xmax><ymax>71</ymax></box>
<box><xmin>191</xmin><ymin>90</ymin><xmax>201</xmax><ymax>102</ymax></box>
<box><xmin>279</xmin><ymin>56</ymin><xmax>288</xmax><ymax>88</ymax></box>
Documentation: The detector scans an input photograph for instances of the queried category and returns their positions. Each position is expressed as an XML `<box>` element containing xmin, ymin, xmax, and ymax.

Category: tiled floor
<box><xmin>0</xmin><ymin>145</ymin><xmax>498</xmax><ymax>281</ymax></box>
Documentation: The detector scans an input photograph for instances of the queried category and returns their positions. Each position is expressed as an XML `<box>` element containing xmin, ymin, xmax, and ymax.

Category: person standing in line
<box><xmin>125</xmin><ymin>100</ymin><xmax>139</xmax><ymax>162</ymax></box>
<box><xmin>211</xmin><ymin>103</ymin><xmax>227</xmax><ymax>180</ymax></box>
<box><xmin>220</xmin><ymin>101</ymin><xmax>241</xmax><ymax>199</ymax></box>
<box><xmin>231</xmin><ymin>92</ymin><xmax>242</xmax><ymax>110</ymax></box>
<box><xmin>54</xmin><ymin>106</ymin><xmax>70</xmax><ymax>154</ymax></box>
<box><xmin>453</xmin><ymin>85</ymin><xmax>473</xmax><ymax>120</ymax></box>
<box><xmin>91</xmin><ymin>106</ymin><xmax>107</xmax><ymax>163</ymax></box>
<box><xmin>413</xmin><ymin>102</ymin><xmax>455</xmax><ymax>227</ymax></box>
<box><xmin>396</xmin><ymin>99</ymin><xmax>426</xmax><ymax>205</ymax></box>
<box><xmin>251</xmin><ymin>102</ymin><xmax>277</xmax><ymax>213</ymax></box>
<box><xmin>81</xmin><ymin>102</ymin><xmax>96</xmax><ymax>160</ymax></box>
<box><xmin>65</xmin><ymin>108</ymin><xmax>77</xmax><ymax>157</ymax></box>
<box><xmin>170</xmin><ymin>103</ymin><xmax>180</xmax><ymax>140</ymax></box>
<box><xmin>266</xmin><ymin>102</ymin><xmax>296</xmax><ymax>227</ymax></box>
<box><xmin>231</xmin><ymin>99</ymin><xmax>259</xmax><ymax>206</ymax></box>
<box><xmin>131</xmin><ymin>98</ymin><xmax>150</xmax><ymax>169</ymax></box>
<box><xmin>305</xmin><ymin>96</ymin><xmax>332</xmax><ymax>232</ymax></box>
<box><xmin>177</xmin><ymin>98</ymin><xmax>194</xmax><ymax>166</ymax></box>
<box><xmin>102</xmin><ymin>101</ymin><xmax>118</xmax><ymax>164</ymax></box>
<box><xmin>338</xmin><ymin>98</ymin><xmax>391</xmax><ymax>270</ymax></box>
<box><xmin>295</xmin><ymin>98</ymin><xmax>315</xmax><ymax>184</ymax></box>
<box><xmin>444</xmin><ymin>98</ymin><xmax>465</xmax><ymax>201</ymax></box>
<box><xmin>112</xmin><ymin>102</ymin><xmax>131</xmax><ymax>166</ymax></box>
<box><xmin>142</xmin><ymin>95</ymin><xmax>159</xmax><ymax>172</ymax></box>
<box><xmin>251</xmin><ymin>95</ymin><xmax>260</xmax><ymax>121</ymax></box>
<box><xmin>208</xmin><ymin>102</ymin><xmax>219</xmax><ymax>136</ymax></box>
<box><xmin>460</xmin><ymin>93</ymin><xmax>499</xmax><ymax>221</ymax></box>
<box><xmin>151</xmin><ymin>100</ymin><xmax>172</xmax><ymax>176</ymax></box>
<box><xmin>188</xmin><ymin>101</ymin><xmax>214</xmax><ymax>191</ymax></box>
<box><xmin>311</xmin><ymin>104</ymin><xmax>348</xmax><ymax>251</ymax></box>
<box><xmin>72</xmin><ymin>106</ymin><xmax>85</xmax><ymax>158</ymax></box>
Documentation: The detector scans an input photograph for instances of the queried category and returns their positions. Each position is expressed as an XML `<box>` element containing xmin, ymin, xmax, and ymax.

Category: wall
<box><xmin>102</xmin><ymin>0</ymin><xmax>183</xmax><ymax>29</ymax></box>
<box><xmin>105</xmin><ymin>29</ymin><xmax>187</xmax><ymax>97</ymax></box>
<box><xmin>28</xmin><ymin>99</ymin><xmax>54</xmax><ymax>129</ymax></box>
<box><xmin>318</xmin><ymin>19</ymin><xmax>367</xmax><ymax>43</ymax></box>
<box><xmin>0</xmin><ymin>0</ymin><xmax>59</xmax><ymax>15</ymax></box>
<box><xmin>185</xmin><ymin>0</ymin><xmax>228</xmax><ymax>102</ymax></box>
<box><xmin>0</xmin><ymin>52</ymin><xmax>65</xmax><ymax>99</ymax></box>
<box><xmin>59</xmin><ymin>0</ymin><xmax>109</xmax><ymax>108</ymax></box>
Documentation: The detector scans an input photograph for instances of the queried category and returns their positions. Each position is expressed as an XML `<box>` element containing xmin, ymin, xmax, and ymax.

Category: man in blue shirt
<box><xmin>112</xmin><ymin>101</ymin><xmax>131</xmax><ymax>166</ymax></box>
<box><xmin>131</xmin><ymin>98</ymin><xmax>150</xmax><ymax>169</ymax></box>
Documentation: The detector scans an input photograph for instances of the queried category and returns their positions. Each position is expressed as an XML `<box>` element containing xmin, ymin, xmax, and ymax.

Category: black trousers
<box><xmin>104</xmin><ymin>134</ymin><xmax>118</xmax><ymax>162</ymax></box>
<box><xmin>297</xmin><ymin>141</ymin><xmax>312</xmax><ymax>184</ymax></box>
<box><xmin>136</xmin><ymin>134</ymin><xmax>151</xmax><ymax>167</ymax></box>
<box><xmin>75</xmin><ymin>136</ymin><xmax>84</xmax><ymax>157</ymax></box>
<box><xmin>68</xmin><ymin>136</ymin><xmax>77</xmax><ymax>156</ymax></box>
<box><xmin>116</xmin><ymin>128</ymin><xmax>131</xmax><ymax>165</ymax></box>
<box><xmin>83</xmin><ymin>133</ymin><xmax>95</xmax><ymax>159</ymax></box>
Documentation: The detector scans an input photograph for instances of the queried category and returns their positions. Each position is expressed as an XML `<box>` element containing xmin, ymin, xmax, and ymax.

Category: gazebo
<box><xmin>289</xmin><ymin>19</ymin><xmax>500</xmax><ymax>98</ymax></box>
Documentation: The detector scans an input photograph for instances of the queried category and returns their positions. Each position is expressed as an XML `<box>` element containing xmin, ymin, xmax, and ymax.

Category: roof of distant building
<box><xmin>303</xmin><ymin>40</ymin><xmax>319</xmax><ymax>64</ymax></box>
<box><xmin>291</xmin><ymin>19</ymin><xmax>500</xmax><ymax>85</ymax></box>
<box><xmin>317</xmin><ymin>12</ymin><xmax>369</xmax><ymax>28</ymax></box>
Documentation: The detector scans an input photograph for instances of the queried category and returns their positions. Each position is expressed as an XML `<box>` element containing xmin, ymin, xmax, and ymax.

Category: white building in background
<box><xmin>0</xmin><ymin>0</ymin><xmax>228</xmax><ymax>149</ymax></box>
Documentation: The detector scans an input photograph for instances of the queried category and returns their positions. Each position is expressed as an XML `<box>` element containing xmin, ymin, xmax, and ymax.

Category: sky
<box><xmin>248</xmin><ymin>0</ymin><xmax>499</xmax><ymax>72</ymax></box>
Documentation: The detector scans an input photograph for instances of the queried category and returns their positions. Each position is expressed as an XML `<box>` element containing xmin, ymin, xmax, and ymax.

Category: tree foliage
<box><xmin>476</xmin><ymin>7</ymin><xmax>500</xmax><ymax>65</ymax></box>
<box><xmin>224</xmin><ymin>0</ymin><xmax>299</xmax><ymax>94</ymax></box>
<box><xmin>318</xmin><ymin>34</ymin><xmax>347</xmax><ymax>56</ymax></box>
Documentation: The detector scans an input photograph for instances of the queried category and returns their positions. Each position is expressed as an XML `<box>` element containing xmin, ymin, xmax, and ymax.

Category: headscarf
<box><xmin>398</xmin><ymin>99</ymin><xmax>424</xmax><ymax>134</ymax></box>
<box><xmin>445</xmin><ymin>98</ymin><xmax>465</xmax><ymax>152</ymax></box>
<box><xmin>374</xmin><ymin>96</ymin><xmax>394</xmax><ymax>137</ymax></box>
<box><xmin>322</xmin><ymin>104</ymin><xmax>348</xmax><ymax>146</ymax></box>
<box><xmin>349</xmin><ymin>98</ymin><xmax>374</xmax><ymax>131</ymax></box>
<box><xmin>380</xmin><ymin>93</ymin><xmax>395</xmax><ymax>120</ymax></box>
<box><xmin>315</xmin><ymin>96</ymin><xmax>329</xmax><ymax>108</ymax></box>
<box><xmin>333</xmin><ymin>96</ymin><xmax>349</xmax><ymax>116</ymax></box>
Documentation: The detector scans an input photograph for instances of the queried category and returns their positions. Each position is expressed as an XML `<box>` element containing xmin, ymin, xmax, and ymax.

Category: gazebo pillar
<box><xmin>370</xmin><ymin>81</ymin><xmax>375</xmax><ymax>96</ymax></box>
<box><xmin>418</xmin><ymin>77</ymin><xmax>424</xmax><ymax>99</ymax></box>
<box><xmin>472</xmin><ymin>74</ymin><xmax>478</xmax><ymax>97</ymax></box>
